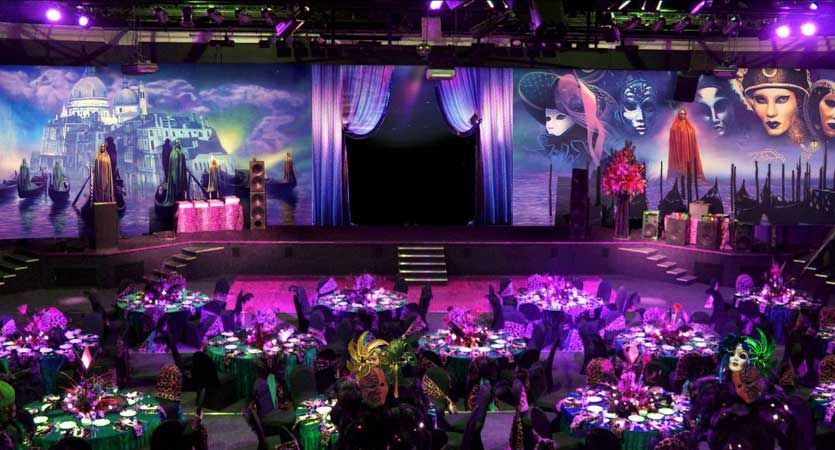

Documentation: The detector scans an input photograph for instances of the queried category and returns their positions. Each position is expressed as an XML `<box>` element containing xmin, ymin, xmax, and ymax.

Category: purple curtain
<box><xmin>312</xmin><ymin>65</ymin><xmax>393</xmax><ymax>226</ymax></box>
<box><xmin>437</xmin><ymin>67</ymin><xmax>513</xmax><ymax>225</ymax></box>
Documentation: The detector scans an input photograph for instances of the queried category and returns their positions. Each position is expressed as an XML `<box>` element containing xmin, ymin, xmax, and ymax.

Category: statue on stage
<box><xmin>163</xmin><ymin>139</ymin><xmax>188</xmax><ymax>204</ymax></box>
<box><xmin>105</xmin><ymin>136</ymin><xmax>118</xmax><ymax>181</ymax></box>
<box><xmin>667</xmin><ymin>108</ymin><xmax>704</xmax><ymax>181</ymax></box>
<box><xmin>93</xmin><ymin>144</ymin><xmax>115</xmax><ymax>203</ymax></box>
<box><xmin>161</xmin><ymin>138</ymin><xmax>172</xmax><ymax>182</ymax></box>
<box><xmin>207</xmin><ymin>157</ymin><xmax>220</xmax><ymax>199</ymax></box>
<box><xmin>283</xmin><ymin>151</ymin><xmax>296</xmax><ymax>184</ymax></box>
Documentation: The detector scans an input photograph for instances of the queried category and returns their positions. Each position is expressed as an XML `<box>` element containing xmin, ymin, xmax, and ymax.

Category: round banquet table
<box><xmin>734</xmin><ymin>290</ymin><xmax>819</xmax><ymax>343</ymax></box>
<box><xmin>516</xmin><ymin>287</ymin><xmax>605</xmax><ymax>342</ymax></box>
<box><xmin>558</xmin><ymin>384</ymin><xmax>689</xmax><ymax>450</ymax></box>
<box><xmin>810</xmin><ymin>381</ymin><xmax>835</xmax><ymax>427</ymax></box>
<box><xmin>418</xmin><ymin>328</ymin><xmax>526</xmax><ymax>396</ymax></box>
<box><xmin>206</xmin><ymin>331</ymin><xmax>322</xmax><ymax>399</ymax></box>
<box><xmin>25</xmin><ymin>391</ymin><xmax>160</xmax><ymax>450</ymax></box>
<box><xmin>613</xmin><ymin>326</ymin><xmax>718</xmax><ymax>373</ymax></box>
<box><xmin>115</xmin><ymin>290</ymin><xmax>209</xmax><ymax>345</ymax></box>
<box><xmin>315</xmin><ymin>289</ymin><xmax>407</xmax><ymax>315</ymax></box>
<box><xmin>295</xmin><ymin>399</ymin><xmax>339</xmax><ymax>450</ymax></box>
<box><xmin>1</xmin><ymin>329</ymin><xmax>100</xmax><ymax>394</ymax></box>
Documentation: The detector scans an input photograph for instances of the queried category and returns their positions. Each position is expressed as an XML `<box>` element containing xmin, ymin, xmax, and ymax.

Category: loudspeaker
<box><xmin>734</xmin><ymin>222</ymin><xmax>753</xmax><ymax>252</ymax></box>
<box><xmin>665</xmin><ymin>216</ymin><xmax>689</xmax><ymax>246</ymax></box>
<box><xmin>697</xmin><ymin>220</ymin><xmax>720</xmax><ymax>250</ymax></box>
<box><xmin>92</xmin><ymin>202</ymin><xmax>119</xmax><ymax>249</ymax></box>
<box><xmin>642</xmin><ymin>210</ymin><xmax>660</xmax><ymax>240</ymax></box>
<box><xmin>568</xmin><ymin>168</ymin><xmax>589</xmax><ymax>239</ymax></box>
<box><xmin>688</xmin><ymin>201</ymin><xmax>710</xmax><ymax>220</ymax></box>
<box><xmin>249</xmin><ymin>159</ymin><xmax>266</xmax><ymax>229</ymax></box>
<box><xmin>673</xmin><ymin>73</ymin><xmax>699</xmax><ymax>102</ymax></box>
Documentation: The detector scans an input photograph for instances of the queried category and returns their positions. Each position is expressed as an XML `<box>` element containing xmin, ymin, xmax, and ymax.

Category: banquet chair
<box><xmin>213</xmin><ymin>278</ymin><xmax>231</xmax><ymax>301</ymax></box>
<box><xmin>532</xmin><ymin>407</ymin><xmax>583</xmax><ymax>450</ymax></box>
<box><xmin>221</xmin><ymin>290</ymin><xmax>253</xmax><ymax>331</ymax></box>
<box><xmin>569</xmin><ymin>277</ymin><xmax>584</xmax><ymax>291</ymax></box>
<box><xmin>584</xmin><ymin>428</ymin><xmax>620</xmax><ymax>450</ymax></box>
<box><xmin>289</xmin><ymin>365</ymin><xmax>317</xmax><ymax>405</ymax></box>
<box><xmin>191</xmin><ymin>351</ymin><xmax>237</xmax><ymax>410</ymax></box>
<box><xmin>444</xmin><ymin>382</ymin><xmax>491</xmax><ymax>450</ymax></box>
<box><xmin>596</xmin><ymin>280</ymin><xmax>613</xmax><ymax>303</ymax></box>
<box><xmin>534</xmin><ymin>340</ymin><xmax>570</xmax><ymax>413</ymax></box>
<box><xmin>253</xmin><ymin>375</ymin><xmax>278</xmax><ymax>417</ymax></box>
<box><xmin>244</xmin><ymin>405</ymin><xmax>300</xmax><ymax>450</ymax></box>
<box><xmin>519</xmin><ymin>303</ymin><xmax>543</xmax><ymax>323</ymax></box>
<box><xmin>579</xmin><ymin>330</ymin><xmax>610</xmax><ymax>376</ymax></box>
<box><xmin>487</xmin><ymin>286</ymin><xmax>504</xmax><ymax>331</ymax></box>
<box><xmin>735</xmin><ymin>274</ymin><xmax>754</xmax><ymax>294</ymax></box>
<box><xmin>419</xmin><ymin>284</ymin><xmax>433</xmax><ymax>322</ymax></box>
<box><xmin>499</xmin><ymin>278</ymin><xmax>517</xmax><ymax>306</ymax></box>
<box><xmin>290</xmin><ymin>285</ymin><xmax>311</xmax><ymax>332</ymax></box>
<box><xmin>671</xmin><ymin>352</ymin><xmax>712</xmax><ymax>394</ymax></box>
<box><xmin>394</xmin><ymin>277</ymin><xmax>409</xmax><ymax>295</ymax></box>
<box><xmin>737</xmin><ymin>301</ymin><xmax>763</xmax><ymax>335</ymax></box>
<box><xmin>316</xmin><ymin>278</ymin><xmax>337</xmax><ymax>296</ymax></box>
<box><xmin>820</xmin><ymin>306</ymin><xmax>835</xmax><ymax>328</ymax></box>
<box><xmin>79</xmin><ymin>312</ymin><xmax>104</xmax><ymax>337</ymax></box>
<box><xmin>313</xmin><ymin>348</ymin><xmax>339</xmax><ymax>393</ymax></box>
<box><xmin>642</xmin><ymin>360</ymin><xmax>668</xmax><ymax>389</ymax></box>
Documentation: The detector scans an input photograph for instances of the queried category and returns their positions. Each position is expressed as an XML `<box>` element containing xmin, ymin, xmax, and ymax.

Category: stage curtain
<box><xmin>312</xmin><ymin>65</ymin><xmax>394</xmax><ymax>226</ymax></box>
<box><xmin>436</xmin><ymin>68</ymin><xmax>513</xmax><ymax>225</ymax></box>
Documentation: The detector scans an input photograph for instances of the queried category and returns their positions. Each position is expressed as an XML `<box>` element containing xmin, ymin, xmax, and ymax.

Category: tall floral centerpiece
<box><xmin>602</xmin><ymin>141</ymin><xmax>647</xmax><ymax>240</ymax></box>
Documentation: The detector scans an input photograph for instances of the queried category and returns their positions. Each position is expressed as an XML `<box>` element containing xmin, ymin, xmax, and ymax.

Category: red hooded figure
<box><xmin>668</xmin><ymin>108</ymin><xmax>704</xmax><ymax>181</ymax></box>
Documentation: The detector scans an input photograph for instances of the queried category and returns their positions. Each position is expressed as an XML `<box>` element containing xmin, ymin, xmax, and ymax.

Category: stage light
<box><xmin>77</xmin><ymin>15</ymin><xmax>90</xmax><ymax>27</ymax></box>
<box><xmin>207</xmin><ymin>8</ymin><xmax>223</xmax><ymax>25</ymax></box>
<box><xmin>45</xmin><ymin>8</ymin><xmax>61</xmax><ymax>22</ymax></box>
<box><xmin>152</xmin><ymin>7</ymin><xmax>169</xmax><ymax>24</ymax></box>
<box><xmin>810</xmin><ymin>2</ymin><xmax>819</xmax><ymax>10</ymax></box>
<box><xmin>801</xmin><ymin>22</ymin><xmax>817</xmax><ymax>36</ymax></box>
<box><xmin>261</xmin><ymin>8</ymin><xmax>277</xmax><ymax>26</ymax></box>
<box><xmin>651</xmin><ymin>17</ymin><xmax>665</xmax><ymax>32</ymax></box>
<box><xmin>486</xmin><ymin>0</ymin><xmax>495</xmax><ymax>8</ymax></box>
<box><xmin>700</xmin><ymin>16</ymin><xmax>716</xmax><ymax>34</ymax></box>
<box><xmin>673</xmin><ymin>17</ymin><xmax>691</xmax><ymax>33</ymax></box>
<box><xmin>275</xmin><ymin>19</ymin><xmax>304</xmax><ymax>38</ymax></box>
<box><xmin>181</xmin><ymin>6</ymin><xmax>194</xmax><ymax>27</ymax></box>
<box><xmin>656</xmin><ymin>0</ymin><xmax>663</xmax><ymax>10</ymax></box>
<box><xmin>775</xmin><ymin>24</ymin><xmax>791</xmax><ymax>39</ymax></box>
<box><xmin>429</xmin><ymin>0</ymin><xmax>444</xmax><ymax>10</ymax></box>
<box><xmin>618</xmin><ymin>1</ymin><xmax>631</xmax><ymax>10</ymax></box>
<box><xmin>690</xmin><ymin>1</ymin><xmax>708</xmax><ymax>15</ymax></box>
<box><xmin>622</xmin><ymin>16</ymin><xmax>641</xmax><ymax>31</ymax></box>
<box><xmin>236</xmin><ymin>9</ymin><xmax>252</xmax><ymax>26</ymax></box>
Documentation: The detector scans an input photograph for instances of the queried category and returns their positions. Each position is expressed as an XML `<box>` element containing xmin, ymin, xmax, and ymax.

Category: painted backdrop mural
<box><xmin>0</xmin><ymin>64</ymin><xmax>312</xmax><ymax>238</ymax></box>
<box><xmin>513</xmin><ymin>68</ymin><xmax>832</xmax><ymax>225</ymax></box>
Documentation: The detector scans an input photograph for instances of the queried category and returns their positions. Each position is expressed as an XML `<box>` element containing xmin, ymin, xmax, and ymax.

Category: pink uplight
<box><xmin>775</xmin><ymin>25</ymin><xmax>791</xmax><ymax>39</ymax></box>
<box><xmin>801</xmin><ymin>22</ymin><xmax>817</xmax><ymax>36</ymax></box>
<box><xmin>46</xmin><ymin>8</ymin><xmax>61</xmax><ymax>22</ymax></box>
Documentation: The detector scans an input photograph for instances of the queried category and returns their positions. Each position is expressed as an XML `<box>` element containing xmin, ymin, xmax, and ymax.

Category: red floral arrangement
<box><xmin>602</xmin><ymin>141</ymin><xmax>647</xmax><ymax>198</ymax></box>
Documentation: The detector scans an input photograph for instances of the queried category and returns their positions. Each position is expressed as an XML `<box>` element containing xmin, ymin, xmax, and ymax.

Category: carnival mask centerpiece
<box><xmin>347</xmin><ymin>332</ymin><xmax>416</xmax><ymax>405</ymax></box>
<box><xmin>719</xmin><ymin>329</ymin><xmax>775</xmax><ymax>404</ymax></box>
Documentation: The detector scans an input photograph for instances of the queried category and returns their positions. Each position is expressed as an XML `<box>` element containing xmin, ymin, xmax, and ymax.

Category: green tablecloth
<box><xmin>295</xmin><ymin>406</ymin><xmax>338</xmax><ymax>450</ymax></box>
<box><xmin>116</xmin><ymin>290</ymin><xmax>208</xmax><ymax>345</ymax></box>
<box><xmin>27</xmin><ymin>397</ymin><xmax>160</xmax><ymax>450</ymax></box>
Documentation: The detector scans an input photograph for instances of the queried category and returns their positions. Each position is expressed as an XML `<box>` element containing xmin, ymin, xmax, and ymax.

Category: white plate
<box><xmin>661</xmin><ymin>345</ymin><xmax>675</xmax><ymax>352</ymax></box>
<box><xmin>490</xmin><ymin>343</ymin><xmax>504</xmax><ymax>349</ymax></box>
<box><xmin>120</xmin><ymin>410</ymin><xmax>136</xmax><ymax>417</ymax></box>
<box><xmin>224</xmin><ymin>344</ymin><xmax>238</xmax><ymax>350</ymax></box>
<box><xmin>39</xmin><ymin>348</ymin><xmax>53</xmax><ymax>354</ymax></box>
<box><xmin>221</xmin><ymin>332</ymin><xmax>234</xmax><ymax>337</ymax></box>
<box><xmin>93</xmin><ymin>419</ymin><xmax>111</xmax><ymax>427</ymax></box>
<box><xmin>680</xmin><ymin>345</ymin><xmax>694</xmax><ymax>351</ymax></box>
<box><xmin>226</xmin><ymin>337</ymin><xmax>239</xmax><ymax>343</ymax></box>
<box><xmin>59</xmin><ymin>344</ymin><xmax>72</xmax><ymax>350</ymax></box>
<box><xmin>493</xmin><ymin>339</ymin><xmax>507</xmax><ymax>345</ymax></box>
<box><xmin>657</xmin><ymin>408</ymin><xmax>675</xmax><ymax>415</ymax></box>
<box><xmin>604</xmin><ymin>413</ymin><xmax>618</xmax><ymax>419</ymax></box>
<box><xmin>33</xmin><ymin>416</ymin><xmax>48</xmax><ymax>424</ymax></box>
<box><xmin>59</xmin><ymin>421</ymin><xmax>77</xmax><ymax>430</ymax></box>
<box><xmin>247</xmin><ymin>348</ymin><xmax>263</xmax><ymax>354</ymax></box>
<box><xmin>478</xmin><ymin>347</ymin><xmax>491</xmax><ymax>353</ymax></box>
<box><xmin>586</xmin><ymin>396</ymin><xmax>603</xmax><ymax>403</ymax></box>
<box><xmin>16</xmin><ymin>348</ymin><xmax>31</xmax><ymax>354</ymax></box>
<box><xmin>81</xmin><ymin>418</ymin><xmax>92</xmax><ymax>426</ymax></box>
<box><xmin>316</xmin><ymin>406</ymin><xmax>333</xmax><ymax>415</ymax></box>
<box><xmin>695</xmin><ymin>342</ymin><xmax>707</xmax><ymax>348</ymax></box>
<box><xmin>586</xmin><ymin>405</ymin><xmax>604</xmax><ymax>413</ymax></box>
<box><xmin>647</xmin><ymin>413</ymin><xmax>663</xmax><ymax>420</ymax></box>
<box><xmin>457</xmin><ymin>347</ymin><xmax>472</xmax><ymax>353</ymax></box>
<box><xmin>628</xmin><ymin>415</ymin><xmax>645</xmax><ymax>423</ymax></box>
<box><xmin>643</xmin><ymin>342</ymin><xmax>656</xmax><ymax>348</ymax></box>
<box><xmin>69</xmin><ymin>339</ymin><xmax>82</xmax><ymax>344</ymax></box>
<box><xmin>288</xmin><ymin>338</ymin><xmax>299</xmax><ymax>343</ymax></box>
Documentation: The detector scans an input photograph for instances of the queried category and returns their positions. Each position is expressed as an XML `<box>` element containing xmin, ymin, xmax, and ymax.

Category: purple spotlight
<box><xmin>45</xmin><ymin>8</ymin><xmax>61</xmax><ymax>22</ymax></box>
<box><xmin>690</xmin><ymin>1</ymin><xmax>706</xmax><ymax>15</ymax></box>
<box><xmin>775</xmin><ymin>24</ymin><xmax>791</xmax><ymax>39</ymax></box>
<box><xmin>429</xmin><ymin>1</ymin><xmax>444</xmax><ymax>10</ymax></box>
<box><xmin>78</xmin><ymin>15</ymin><xmax>90</xmax><ymax>27</ymax></box>
<box><xmin>801</xmin><ymin>22</ymin><xmax>816</xmax><ymax>36</ymax></box>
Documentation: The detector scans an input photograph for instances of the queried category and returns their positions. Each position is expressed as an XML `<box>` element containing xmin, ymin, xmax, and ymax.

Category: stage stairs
<box><xmin>144</xmin><ymin>245</ymin><xmax>225</xmax><ymax>284</ymax></box>
<box><xmin>617</xmin><ymin>247</ymin><xmax>698</xmax><ymax>285</ymax></box>
<box><xmin>397</xmin><ymin>245</ymin><xmax>448</xmax><ymax>285</ymax></box>
<box><xmin>0</xmin><ymin>251</ymin><xmax>40</xmax><ymax>290</ymax></box>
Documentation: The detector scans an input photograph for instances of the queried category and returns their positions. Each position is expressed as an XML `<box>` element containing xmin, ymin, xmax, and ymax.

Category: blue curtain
<box><xmin>436</xmin><ymin>68</ymin><xmax>513</xmax><ymax>225</ymax></box>
<box><xmin>312</xmin><ymin>65</ymin><xmax>394</xmax><ymax>226</ymax></box>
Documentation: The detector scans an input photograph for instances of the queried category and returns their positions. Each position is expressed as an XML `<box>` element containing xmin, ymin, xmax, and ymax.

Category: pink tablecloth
<box><xmin>175</xmin><ymin>197</ymin><xmax>244</xmax><ymax>233</ymax></box>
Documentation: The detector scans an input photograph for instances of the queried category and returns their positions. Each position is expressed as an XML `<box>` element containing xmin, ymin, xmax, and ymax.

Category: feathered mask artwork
<box><xmin>742</xmin><ymin>328</ymin><xmax>776</xmax><ymax>374</ymax></box>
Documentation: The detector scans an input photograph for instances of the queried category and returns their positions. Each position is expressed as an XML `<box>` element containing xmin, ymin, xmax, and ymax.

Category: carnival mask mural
<box><xmin>735</xmin><ymin>68</ymin><xmax>811</xmax><ymax>142</ymax></box>
<box><xmin>544</xmin><ymin>107</ymin><xmax>576</xmax><ymax>136</ymax></box>
<box><xmin>695</xmin><ymin>80</ymin><xmax>734</xmax><ymax>136</ymax></box>
<box><xmin>616</xmin><ymin>79</ymin><xmax>656</xmax><ymax>136</ymax></box>
<box><xmin>359</xmin><ymin>367</ymin><xmax>389</xmax><ymax>408</ymax></box>
<box><xmin>817</xmin><ymin>92</ymin><xmax>835</xmax><ymax>138</ymax></box>
<box><xmin>805</xmin><ymin>79</ymin><xmax>835</xmax><ymax>140</ymax></box>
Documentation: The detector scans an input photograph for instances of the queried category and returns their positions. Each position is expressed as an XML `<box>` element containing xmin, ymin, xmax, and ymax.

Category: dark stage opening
<box><xmin>347</xmin><ymin>67</ymin><xmax>476</xmax><ymax>225</ymax></box>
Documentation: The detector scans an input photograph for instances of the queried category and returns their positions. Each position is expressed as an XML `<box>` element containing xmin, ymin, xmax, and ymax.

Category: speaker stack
<box><xmin>665</xmin><ymin>214</ymin><xmax>689</xmax><ymax>246</ymax></box>
<box><xmin>249</xmin><ymin>159</ymin><xmax>266</xmax><ymax>229</ymax></box>
<box><xmin>92</xmin><ymin>202</ymin><xmax>119</xmax><ymax>249</ymax></box>
<box><xmin>642</xmin><ymin>210</ymin><xmax>660</xmax><ymax>240</ymax></box>
<box><xmin>568</xmin><ymin>168</ymin><xmax>590</xmax><ymax>239</ymax></box>
<box><xmin>734</xmin><ymin>222</ymin><xmax>754</xmax><ymax>252</ymax></box>
<box><xmin>696</xmin><ymin>219</ymin><xmax>720</xmax><ymax>250</ymax></box>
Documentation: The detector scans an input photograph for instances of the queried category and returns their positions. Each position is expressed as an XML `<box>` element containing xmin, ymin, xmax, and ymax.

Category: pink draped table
<box><xmin>176</xmin><ymin>197</ymin><xmax>244</xmax><ymax>234</ymax></box>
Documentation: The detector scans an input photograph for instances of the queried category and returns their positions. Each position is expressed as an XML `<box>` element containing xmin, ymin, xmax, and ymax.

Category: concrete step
<box><xmin>397</xmin><ymin>246</ymin><xmax>444</xmax><ymax>251</ymax></box>
<box><xmin>646</xmin><ymin>254</ymin><xmax>667</xmax><ymax>262</ymax></box>
<box><xmin>143</xmin><ymin>275</ymin><xmax>160</xmax><ymax>284</ymax></box>
<box><xmin>398</xmin><ymin>253</ymin><xmax>446</xmax><ymax>259</ymax></box>
<box><xmin>814</xmin><ymin>273</ymin><xmax>830</xmax><ymax>279</ymax></box>
<box><xmin>666</xmin><ymin>268</ymin><xmax>688</xmax><ymax>276</ymax></box>
<box><xmin>399</xmin><ymin>261</ymin><xmax>446</xmax><ymax>266</ymax></box>
<box><xmin>171</xmin><ymin>254</ymin><xmax>197</xmax><ymax>263</ymax></box>
<box><xmin>152</xmin><ymin>268</ymin><xmax>174</xmax><ymax>277</ymax></box>
<box><xmin>5</xmin><ymin>253</ymin><xmax>39</xmax><ymax>264</ymax></box>
<box><xmin>0</xmin><ymin>261</ymin><xmax>26</xmax><ymax>272</ymax></box>
<box><xmin>404</xmin><ymin>277</ymin><xmax>448</xmax><ymax>284</ymax></box>
<box><xmin>164</xmin><ymin>260</ymin><xmax>187</xmax><ymax>270</ymax></box>
<box><xmin>657</xmin><ymin>261</ymin><xmax>677</xmax><ymax>270</ymax></box>
<box><xmin>617</xmin><ymin>247</ymin><xmax>658</xmax><ymax>255</ymax></box>
<box><xmin>398</xmin><ymin>269</ymin><xmax>448</xmax><ymax>274</ymax></box>
<box><xmin>677</xmin><ymin>275</ymin><xmax>698</xmax><ymax>285</ymax></box>
<box><xmin>0</xmin><ymin>269</ymin><xmax>16</xmax><ymax>279</ymax></box>
<box><xmin>181</xmin><ymin>246</ymin><xmax>224</xmax><ymax>256</ymax></box>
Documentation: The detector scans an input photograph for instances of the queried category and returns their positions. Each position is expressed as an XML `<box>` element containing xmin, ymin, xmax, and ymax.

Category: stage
<box><xmin>4</xmin><ymin>225</ymin><xmax>813</xmax><ymax>291</ymax></box>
